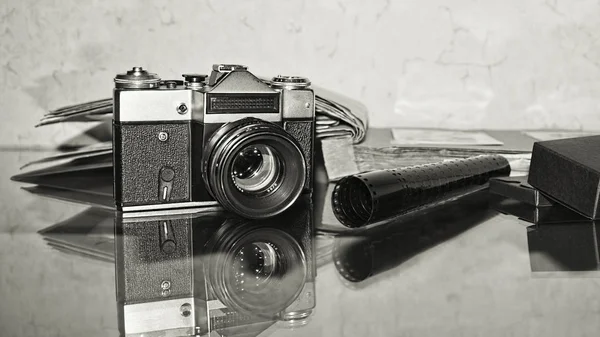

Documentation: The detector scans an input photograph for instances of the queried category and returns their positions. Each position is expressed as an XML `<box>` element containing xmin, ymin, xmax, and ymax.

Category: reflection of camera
<box><xmin>113</xmin><ymin>64</ymin><xmax>315</xmax><ymax>218</ymax></box>
<box><xmin>115</xmin><ymin>197</ymin><xmax>315</xmax><ymax>336</ymax></box>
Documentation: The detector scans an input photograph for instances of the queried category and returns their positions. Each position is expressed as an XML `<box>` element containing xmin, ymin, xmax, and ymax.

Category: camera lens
<box><xmin>231</xmin><ymin>145</ymin><xmax>282</xmax><ymax>195</ymax></box>
<box><xmin>203</xmin><ymin>118</ymin><xmax>307</xmax><ymax>219</ymax></box>
<box><xmin>207</xmin><ymin>224</ymin><xmax>307</xmax><ymax>318</ymax></box>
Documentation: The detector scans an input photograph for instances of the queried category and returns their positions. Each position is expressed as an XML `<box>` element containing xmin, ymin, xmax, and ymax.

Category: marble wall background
<box><xmin>1</xmin><ymin>0</ymin><xmax>600</xmax><ymax>147</ymax></box>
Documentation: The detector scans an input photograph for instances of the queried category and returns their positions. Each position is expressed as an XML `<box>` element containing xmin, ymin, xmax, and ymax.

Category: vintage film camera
<box><xmin>115</xmin><ymin>196</ymin><xmax>315</xmax><ymax>337</ymax></box>
<box><xmin>113</xmin><ymin>64</ymin><xmax>315</xmax><ymax>218</ymax></box>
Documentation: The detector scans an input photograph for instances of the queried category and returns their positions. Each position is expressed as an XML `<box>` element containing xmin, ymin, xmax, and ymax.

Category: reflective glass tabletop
<box><xmin>2</xmin><ymin>151</ymin><xmax>600</xmax><ymax>337</ymax></box>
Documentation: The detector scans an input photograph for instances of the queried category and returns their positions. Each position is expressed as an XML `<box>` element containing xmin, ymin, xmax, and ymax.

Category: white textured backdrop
<box><xmin>2</xmin><ymin>0</ymin><xmax>600</xmax><ymax>147</ymax></box>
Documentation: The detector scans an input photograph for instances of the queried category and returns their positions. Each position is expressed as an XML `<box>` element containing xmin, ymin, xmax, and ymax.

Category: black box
<box><xmin>528</xmin><ymin>135</ymin><xmax>600</xmax><ymax>219</ymax></box>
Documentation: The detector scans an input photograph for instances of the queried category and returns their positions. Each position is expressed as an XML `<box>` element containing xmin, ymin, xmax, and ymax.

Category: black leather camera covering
<box><xmin>115</xmin><ymin>216</ymin><xmax>196</xmax><ymax>303</ymax></box>
<box><xmin>114</xmin><ymin>122</ymin><xmax>191</xmax><ymax>207</ymax></box>
<box><xmin>284</xmin><ymin>120</ymin><xmax>314</xmax><ymax>190</ymax></box>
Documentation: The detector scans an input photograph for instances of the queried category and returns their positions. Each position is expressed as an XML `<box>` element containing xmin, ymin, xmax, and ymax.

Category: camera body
<box><xmin>115</xmin><ymin>196</ymin><xmax>315</xmax><ymax>337</ymax></box>
<box><xmin>113</xmin><ymin>64</ymin><xmax>315</xmax><ymax>218</ymax></box>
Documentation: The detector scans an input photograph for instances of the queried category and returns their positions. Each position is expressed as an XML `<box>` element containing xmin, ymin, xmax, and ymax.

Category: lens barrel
<box><xmin>332</xmin><ymin>155</ymin><xmax>511</xmax><ymax>228</ymax></box>
<box><xmin>203</xmin><ymin>118</ymin><xmax>307</xmax><ymax>219</ymax></box>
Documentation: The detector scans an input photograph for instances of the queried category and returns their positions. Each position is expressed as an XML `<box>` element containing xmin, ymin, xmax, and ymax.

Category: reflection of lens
<box><xmin>231</xmin><ymin>145</ymin><xmax>282</xmax><ymax>195</ymax></box>
<box><xmin>232</xmin><ymin>242</ymin><xmax>280</xmax><ymax>294</ymax></box>
<box><xmin>203</xmin><ymin>118</ymin><xmax>307</xmax><ymax>219</ymax></box>
<box><xmin>208</xmin><ymin>224</ymin><xmax>307</xmax><ymax>318</ymax></box>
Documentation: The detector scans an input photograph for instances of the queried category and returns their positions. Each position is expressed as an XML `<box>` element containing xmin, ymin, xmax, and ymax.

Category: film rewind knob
<box><xmin>114</xmin><ymin>67</ymin><xmax>161</xmax><ymax>89</ymax></box>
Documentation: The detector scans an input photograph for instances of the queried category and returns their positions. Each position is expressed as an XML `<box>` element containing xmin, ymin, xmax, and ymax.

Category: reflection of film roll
<box><xmin>332</xmin><ymin>155</ymin><xmax>511</xmax><ymax>228</ymax></box>
<box><xmin>333</xmin><ymin>224</ymin><xmax>425</xmax><ymax>283</ymax></box>
<box><xmin>333</xmin><ymin>190</ymin><xmax>493</xmax><ymax>283</ymax></box>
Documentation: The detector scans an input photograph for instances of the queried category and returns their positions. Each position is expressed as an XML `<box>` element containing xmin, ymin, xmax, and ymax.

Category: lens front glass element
<box><xmin>231</xmin><ymin>144</ymin><xmax>282</xmax><ymax>195</ymax></box>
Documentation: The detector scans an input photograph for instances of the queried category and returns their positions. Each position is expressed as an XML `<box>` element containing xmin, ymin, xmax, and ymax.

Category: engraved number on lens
<box><xmin>231</xmin><ymin>145</ymin><xmax>282</xmax><ymax>195</ymax></box>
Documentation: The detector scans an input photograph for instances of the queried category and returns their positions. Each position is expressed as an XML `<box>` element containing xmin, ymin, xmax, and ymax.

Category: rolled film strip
<box><xmin>332</xmin><ymin>155</ymin><xmax>511</xmax><ymax>228</ymax></box>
